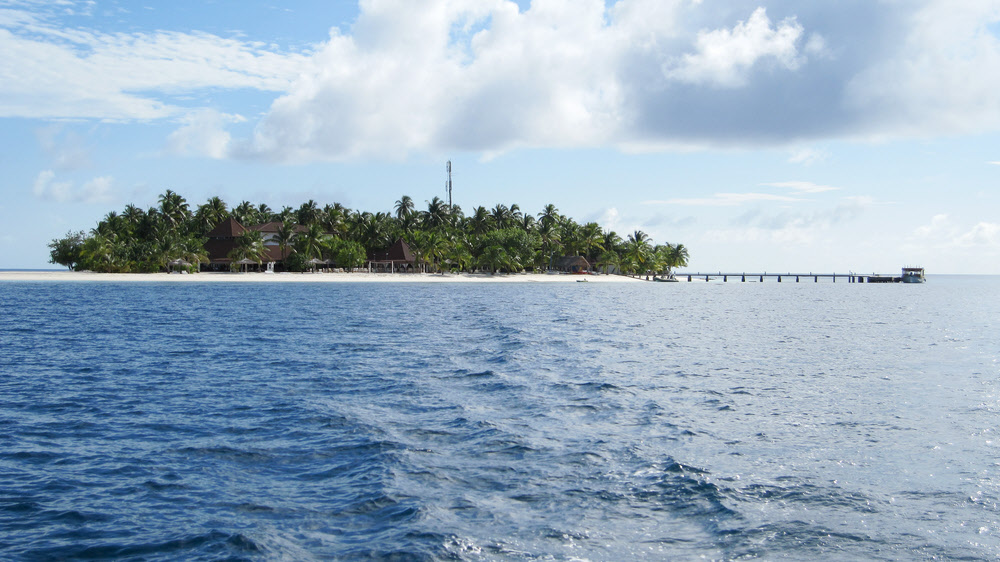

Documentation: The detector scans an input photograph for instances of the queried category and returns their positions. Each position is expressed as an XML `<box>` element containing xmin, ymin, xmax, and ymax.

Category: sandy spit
<box><xmin>0</xmin><ymin>271</ymin><xmax>647</xmax><ymax>284</ymax></box>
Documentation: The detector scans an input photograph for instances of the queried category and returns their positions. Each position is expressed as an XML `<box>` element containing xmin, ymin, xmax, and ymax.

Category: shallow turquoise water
<box><xmin>1</xmin><ymin>277</ymin><xmax>998</xmax><ymax>559</ymax></box>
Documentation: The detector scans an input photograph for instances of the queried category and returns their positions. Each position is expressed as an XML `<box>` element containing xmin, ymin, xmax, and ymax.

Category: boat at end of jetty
<box><xmin>901</xmin><ymin>267</ymin><xmax>925</xmax><ymax>283</ymax></box>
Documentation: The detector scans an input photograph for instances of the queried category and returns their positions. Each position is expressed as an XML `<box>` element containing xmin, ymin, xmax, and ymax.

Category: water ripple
<box><xmin>1</xmin><ymin>279</ymin><xmax>999</xmax><ymax>559</ymax></box>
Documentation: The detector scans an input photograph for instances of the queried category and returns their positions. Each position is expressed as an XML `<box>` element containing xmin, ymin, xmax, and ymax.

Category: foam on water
<box><xmin>1</xmin><ymin>277</ymin><xmax>999</xmax><ymax>559</ymax></box>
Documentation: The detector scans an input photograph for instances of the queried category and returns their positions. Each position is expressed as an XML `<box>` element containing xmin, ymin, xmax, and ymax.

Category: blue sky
<box><xmin>3</xmin><ymin>0</ymin><xmax>1000</xmax><ymax>273</ymax></box>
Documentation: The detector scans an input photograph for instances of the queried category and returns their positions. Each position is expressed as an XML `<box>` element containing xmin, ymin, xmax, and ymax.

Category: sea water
<box><xmin>1</xmin><ymin>276</ymin><xmax>998</xmax><ymax>560</ymax></box>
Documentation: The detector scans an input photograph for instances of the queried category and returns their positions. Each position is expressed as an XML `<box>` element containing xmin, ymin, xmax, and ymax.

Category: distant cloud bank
<box><xmin>3</xmin><ymin>0</ymin><xmax>1000</xmax><ymax>160</ymax></box>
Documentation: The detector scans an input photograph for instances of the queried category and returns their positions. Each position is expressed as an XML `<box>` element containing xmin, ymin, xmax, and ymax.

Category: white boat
<box><xmin>901</xmin><ymin>267</ymin><xmax>925</xmax><ymax>283</ymax></box>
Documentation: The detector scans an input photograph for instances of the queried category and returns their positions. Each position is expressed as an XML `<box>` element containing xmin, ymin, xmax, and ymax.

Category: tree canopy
<box><xmin>49</xmin><ymin>191</ymin><xmax>688</xmax><ymax>275</ymax></box>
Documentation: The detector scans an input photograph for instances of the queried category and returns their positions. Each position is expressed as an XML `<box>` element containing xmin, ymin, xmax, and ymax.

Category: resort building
<box><xmin>204</xmin><ymin>217</ymin><xmax>247</xmax><ymax>270</ymax></box>
<box><xmin>204</xmin><ymin>218</ymin><xmax>416</xmax><ymax>273</ymax></box>
<box><xmin>247</xmin><ymin>221</ymin><xmax>307</xmax><ymax>246</ymax></box>
<box><xmin>366</xmin><ymin>238</ymin><xmax>415</xmax><ymax>273</ymax></box>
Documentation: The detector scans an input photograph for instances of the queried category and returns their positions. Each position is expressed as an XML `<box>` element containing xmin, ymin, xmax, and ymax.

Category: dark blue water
<box><xmin>1</xmin><ymin>277</ymin><xmax>998</xmax><ymax>560</ymax></box>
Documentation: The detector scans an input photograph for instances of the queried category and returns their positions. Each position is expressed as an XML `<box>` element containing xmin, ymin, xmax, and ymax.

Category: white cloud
<box><xmin>599</xmin><ymin>207</ymin><xmax>621</xmax><ymax>232</ymax></box>
<box><xmin>166</xmin><ymin>109</ymin><xmax>244</xmax><ymax>158</ymax></box>
<box><xmin>32</xmin><ymin>170</ymin><xmax>69</xmax><ymax>200</ymax></box>
<box><xmin>664</xmin><ymin>7</ymin><xmax>805</xmax><ymax>88</ymax></box>
<box><xmin>32</xmin><ymin>169</ymin><xmax>114</xmax><ymax>203</ymax></box>
<box><xmin>0</xmin><ymin>10</ymin><xmax>310</xmax><ymax>120</ymax></box>
<box><xmin>644</xmin><ymin>192</ymin><xmax>802</xmax><ymax>206</ymax></box>
<box><xmin>912</xmin><ymin>214</ymin><xmax>1000</xmax><ymax>249</ymax></box>
<box><xmin>762</xmin><ymin>181</ymin><xmax>838</xmax><ymax>194</ymax></box>
<box><xmin>846</xmin><ymin>1</ymin><xmax>1000</xmax><ymax>137</ymax></box>
<box><xmin>955</xmin><ymin>222</ymin><xmax>1000</xmax><ymax>247</ymax></box>
<box><xmin>6</xmin><ymin>1</ymin><xmax>1000</xmax><ymax>160</ymax></box>
<box><xmin>702</xmin><ymin>195</ymin><xmax>872</xmax><ymax>246</ymax></box>
<box><xmin>788</xmin><ymin>147</ymin><xmax>828</xmax><ymax>165</ymax></box>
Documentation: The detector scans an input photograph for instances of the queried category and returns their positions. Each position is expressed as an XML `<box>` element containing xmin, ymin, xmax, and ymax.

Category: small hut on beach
<box><xmin>555</xmin><ymin>255</ymin><xmax>591</xmax><ymax>273</ymax></box>
<box><xmin>367</xmin><ymin>238</ymin><xmax>415</xmax><ymax>273</ymax></box>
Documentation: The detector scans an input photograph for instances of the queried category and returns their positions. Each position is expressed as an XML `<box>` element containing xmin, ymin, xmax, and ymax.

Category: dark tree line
<box><xmin>49</xmin><ymin>191</ymin><xmax>689</xmax><ymax>275</ymax></box>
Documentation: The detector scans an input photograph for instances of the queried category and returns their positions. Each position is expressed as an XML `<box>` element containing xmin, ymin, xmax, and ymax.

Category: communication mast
<box><xmin>446</xmin><ymin>160</ymin><xmax>453</xmax><ymax>207</ymax></box>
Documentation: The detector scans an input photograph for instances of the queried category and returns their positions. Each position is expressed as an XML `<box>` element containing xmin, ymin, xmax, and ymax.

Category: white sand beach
<box><xmin>0</xmin><ymin>270</ymin><xmax>647</xmax><ymax>283</ymax></box>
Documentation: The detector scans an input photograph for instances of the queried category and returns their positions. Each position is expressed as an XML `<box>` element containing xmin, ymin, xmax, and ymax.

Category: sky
<box><xmin>3</xmin><ymin>0</ymin><xmax>1000</xmax><ymax>274</ymax></box>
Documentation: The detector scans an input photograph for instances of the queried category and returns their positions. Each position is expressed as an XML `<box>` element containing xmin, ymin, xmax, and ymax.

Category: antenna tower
<box><xmin>446</xmin><ymin>160</ymin><xmax>453</xmax><ymax>207</ymax></box>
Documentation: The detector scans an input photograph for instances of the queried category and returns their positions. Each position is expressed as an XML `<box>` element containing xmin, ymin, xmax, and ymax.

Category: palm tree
<box><xmin>322</xmin><ymin>203</ymin><xmax>348</xmax><ymax>237</ymax></box>
<box><xmin>295</xmin><ymin>222</ymin><xmax>327</xmax><ymax>261</ymax></box>
<box><xmin>275</xmin><ymin>220</ymin><xmax>297</xmax><ymax>263</ymax></box>
<box><xmin>394</xmin><ymin>195</ymin><xmax>415</xmax><ymax>219</ymax></box>
<box><xmin>579</xmin><ymin>222</ymin><xmax>604</xmax><ymax>263</ymax></box>
<box><xmin>256</xmin><ymin>203</ymin><xmax>274</xmax><ymax>223</ymax></box>
<box><xmin>423</xmin><ymin>230</ymin><xmax>448</xmax><ymax>273</ymax></box>
<box><xmin>538</xmin><ymin>204</ymin><xmax>559</xmax><ymax>229</ymax></box>
<box><xmin>424</xmin><ymin>196</ymin><xmax>449</xmax><ymax>229</ymax></box>
<box><xmin>277</xmin><ymin>206</ymin><xmax>296</xmax><ymax>223</ymax></box>
<box><xmin>490</xmin><ymin>204</ymin><xmax>512</xmax><ymax>230</ymax></box>
<box><xmin>596</xmin><ymin>249</ymin><xmax>620</xmax><ymax>275</ymax></box>
<box><xmin>479</xmin><ymin>244</ymin><xmax>508</xmax><ymax>274</ymax></box>
<box><xmin>196</xmin><ymin>196</ymin><xmax>228</xmax><ymax>233</ymax></box>
<box><xmin>297</xmin><ymin>199</ymin><xmax>321</xmax><ymax>226</ymax></box>
<box><xmin>509</xmin><ymin>203</ymin><xmax>523</xmax><ymax>225</ymax></box>
<box><xmin>158</xmin><ymin>190</ymin><xmax>190</xmax><ymax>233</ymax></box>
<box><xmin>520</xmin><ymin>214</ymin><xmax>536</xmax><ymax>232</ymax></box>
<box><xmin>232</xmin><ymin>201</ymin><xmax>256</xmax><ymax>226</ymax></box>
<box><xmin>447</xmin><ymin>241</ymin><xmax>474</xmax><ymax>273</ymax></box>
<box><xmin>122</xmin><ymin>204</ymin><xmax>144</xmax><ymax>231</ymax></box>
<box><xmin>559</xmin><ymin>219</ymin><xmax>582</xmax><ymax>257</ymax></box>
<box><xmin>228</xmin><ymin>230</ymin><xmax>268</xmax><ymax>271</ymax></box>
<box><xmin>668</xmin><ymin>243</ymin><xmax>689</xmax><ymax>274</ymax></box>
<box><xmin>80</xmin><ymin>233</ymin><xmax>120</xmax><ymax>272</ymax></box>
<box><xmin>626</xmin><ymin>230</ymin><xmax>652</xmax><ymax>277</ymax></box>
<box><xmin>538</xmin><ymin>220</ymin><xmax>561</xmax><ymax>270</ymax></box>
<box><xmin>469</xmin><ymin>206</ymin><xmax>491</xmax><ymax>235</ymax></box>
<box><xmin>178</xmin><ymin>236</ymin><xmax>209</xmax><ymax>271</ymax></box>
<box><xmin>397</xmin><ymin>212</ymin><xmax>420</xmax><ymax>238</ymax></box>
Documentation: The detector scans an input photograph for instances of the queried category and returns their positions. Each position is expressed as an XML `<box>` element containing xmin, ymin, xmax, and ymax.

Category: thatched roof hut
<box><xmin>555</xmin><ymin>255</ymin><xmax>590</xmax><ymax>273</ymax></box>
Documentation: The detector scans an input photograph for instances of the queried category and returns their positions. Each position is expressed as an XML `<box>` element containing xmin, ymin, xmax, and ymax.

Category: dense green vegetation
<box><xmin>48</xmin><ymin>190</ymin><xmax>689</xmax><ymax>275</ymax></box>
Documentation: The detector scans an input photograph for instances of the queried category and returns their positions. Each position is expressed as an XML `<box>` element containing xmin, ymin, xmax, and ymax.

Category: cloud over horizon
<box><xmin>4</xmin><ymin>0</ymin><xmax>1000</xmax><ymax>161</ymax></box>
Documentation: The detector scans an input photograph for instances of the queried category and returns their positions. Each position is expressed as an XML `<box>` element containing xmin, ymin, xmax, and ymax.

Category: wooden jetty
<box><xmin>671</xmin><ymin>271</ymin><xmax>916</xmax><ymax>283</ymax></box>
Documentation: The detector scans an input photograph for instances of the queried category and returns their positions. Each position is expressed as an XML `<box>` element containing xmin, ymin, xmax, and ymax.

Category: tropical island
<box><xmin>47</xmin><ymin>191</ymin><xmax>688</xmax><ymax>277</ymax></box>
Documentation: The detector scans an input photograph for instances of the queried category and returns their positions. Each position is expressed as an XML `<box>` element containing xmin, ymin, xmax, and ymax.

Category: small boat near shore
<box><xmin>653</xmin><ymin>274</ymin><xmax>679</xmax><ymax>282</ymax></box>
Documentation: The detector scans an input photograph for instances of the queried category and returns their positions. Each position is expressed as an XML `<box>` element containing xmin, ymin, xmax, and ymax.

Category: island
<box><xmin>48</xmin><ymin>191</ymin><xmax>689</xmax><ymax>277</ymax></box>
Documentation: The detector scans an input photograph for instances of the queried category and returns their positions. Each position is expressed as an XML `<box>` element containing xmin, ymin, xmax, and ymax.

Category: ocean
<box><xmin>1</xmin><ymin>276</ymin><xmax>998</xmax><ymax>560</ymax></box>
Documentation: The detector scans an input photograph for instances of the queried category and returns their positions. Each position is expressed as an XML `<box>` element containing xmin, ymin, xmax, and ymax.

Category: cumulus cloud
<box><xmin>6</xmin><ymin>0</ymin><xmax>1000</xmax><ymax>159</ymax></box>
<box><xmin>912</xmin><ymin>214</ymin><xmax>1000</xmax><ymax>249</ymax></box>
<box><xmin>166</xmin><ymin>110</ymin><xmax>244</xmax><ymax>158</ymax></box>
<box><xmin>665</xmin><ymin>7</ymin><xmax>804</xmax><ymax>88</ymax></box>
<box><xmin>32</xmin><ymin>169</ymin><xmax>114</xmax><ymax>203</ymax></box>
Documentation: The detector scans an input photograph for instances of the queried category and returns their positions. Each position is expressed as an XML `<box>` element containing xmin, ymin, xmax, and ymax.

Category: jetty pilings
<box><xmin>672</xmin><ymin>272</ymin><xmax>899</xmax><ymax>283</ymax></box>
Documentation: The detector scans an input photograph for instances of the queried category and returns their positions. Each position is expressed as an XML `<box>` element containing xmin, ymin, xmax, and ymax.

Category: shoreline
<box><xmin>0</xmin><ymin>270</ymin><xmax>647</xmax><ymax>283</ymax></box>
